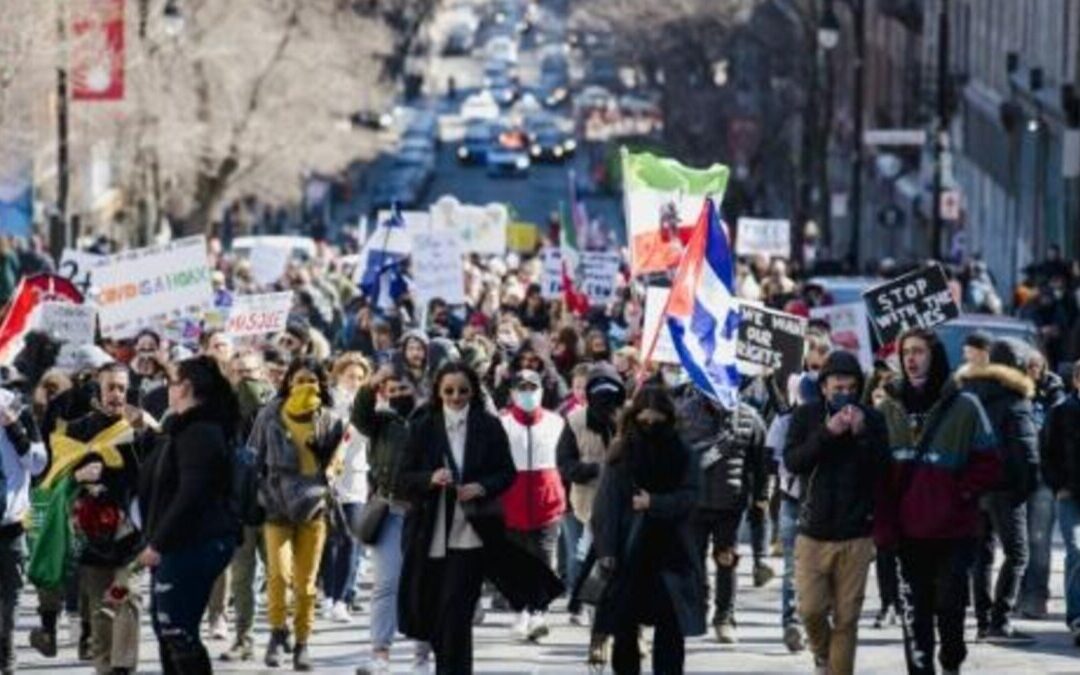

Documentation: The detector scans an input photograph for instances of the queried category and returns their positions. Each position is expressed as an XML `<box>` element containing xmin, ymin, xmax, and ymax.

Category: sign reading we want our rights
<box><xmin>93</xmin><ymin>236</ymin><xmax>214</xmax><ymax>338</ymax></box>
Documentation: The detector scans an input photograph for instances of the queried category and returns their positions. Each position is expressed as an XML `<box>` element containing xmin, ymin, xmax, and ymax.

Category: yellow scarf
<box><xmin>281</xmin><ymin>409</ymin><xmax>318</xmax><ymax>476</ymax></box>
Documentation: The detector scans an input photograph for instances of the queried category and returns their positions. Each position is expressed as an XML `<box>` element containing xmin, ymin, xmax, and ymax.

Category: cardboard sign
<box><xmin>429</xmin><ymin>196</ymin><xmax>508</xmax><ymax>255</ymax></box>
<box><xmin>93</xmin><ymin>236</ymin><xmax>214</xmax><ymax>339</ymax></box>
<box><xmin>411</xmin><ymin>230</ymin><xmax>467</xmax><ymax>307</ymax></box>
<box><xmin>736</xmin><ymin>218</ymin><xmax>791</xmax><ymax>259</ymax></box>
<box><xmin>810</xmin><ymin>302</ymin><xmax>874</xmax><ymax>371</ymax></box>
<box><xmin>225</xmin><ymin>292</ymin><xmax>293</xmax><ymax>337</ymax></box>
<box><xmin>36</xmin><ymin>302</ymin><xmax>96</xmax><ymax>344</ymax></box>
<box><xmin>248</xmin><ymin>244</ymin><xmax>291</xmax><ymax>286</ymax></box>
<box><xmin>642</xmin><ymin>286</ymin><xmax>679</xmax><ymax>365</ymax></box>
<box><xmin>539</xmin><ymin>248</ymin><xmax>564</xmax><ymax>300</ymax></box>
<box><xmin>580</xmin><ymin>251</ymin><xmax>621</xmax><ymax>305</ymax></box>
<box><xmin>736</xmin><ymin>305</ymin><xmax>807</xmax><ymax>376</ymax></box>
<box><xmin>507</xmin><ymin>221</ymin><xmax>539</xmax><ymax>253</ymax></box>
<box><xmin>862</xmin><ymin>265</ymin><xmax>959</xmax><ymax>345</ymax></box>
<box><xmin>58</xmin><ymin>249</ymin><xmax>105</xmax><ymax>298</ymax></box>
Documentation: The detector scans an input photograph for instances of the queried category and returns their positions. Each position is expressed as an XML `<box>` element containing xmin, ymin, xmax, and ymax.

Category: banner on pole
<box><xmin>71</xmin><ymin>0</ymin><xmax>126</xmax><ymax>101</ymax></box>
<box><xmin>862</xmin><ymin>264</ymin><xmax>959</xmax><ymax>345</ymax></box>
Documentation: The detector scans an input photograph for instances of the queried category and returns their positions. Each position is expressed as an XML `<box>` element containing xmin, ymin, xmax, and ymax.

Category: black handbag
<box><xmin>354</xmin><ymin>495</ymin><xmax>390</xmax><ymax>545</ymax></box>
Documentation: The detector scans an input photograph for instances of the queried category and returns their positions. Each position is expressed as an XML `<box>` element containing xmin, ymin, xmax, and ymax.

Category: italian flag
<box><xmin>622</xmin><ymin>149</ymin><xmax>729</xmax><ymax>276</ymax></box>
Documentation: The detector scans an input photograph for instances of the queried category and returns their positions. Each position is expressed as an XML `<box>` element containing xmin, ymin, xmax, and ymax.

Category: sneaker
<box><xmin>221</xmin><ymin>637</ymin><xmax>254</xmax><ymax>662</ymax></box>
<box><xmin>984</xmin><ymin>623</ymin><xmax>1036</xmax><ymax>645</ymax></box>
<box><xmin>355</xmin><ymin>655</ymin><xmax>391</xmax><ymax>675</ymax></box>
<box><xmin>210</xmin><ymin>614</ymin><xmax>229</xmax><ymax>641</ymax></box>
<box><xmin>28</xmin><ymin>628</ymin><xmax>57</xmax><ymax>658</ymax></box>
<box><xmin>330</xmin><ymin>601</ymin><xmax>352</xmax><ymax>624</ymax></box>
<box><xmin>752</xmin><ymin>562</ymin><xmax>776</xmax><ymax>588</ymax></box>
<box><xmin>412</xmin><ymin>652</ymin><xmax>432</xmax><ymax>675</ymax></box>
<box><xmin>570</xmin><ymin>608</ymin><xmax>591</xmax><ymax>627</ymax></box>
<box><xmin>782</xmin><ymin>624</ymin><xmax>805</xmax><ymax>653</ymax></box>
<box><xmin>527</xmin><ymin>613</ymin><xmax>550</xmax><ymax>642</ymax></box>
<box><xmin>873</xmin><ymin>606</ymin><xmax>896</xmax><ymax>629</ymax></box>
<box><xmin>714</xmin><ymin>622</ymin><xmax>738</xmax><ymax>644</ymax></box>
<box><xmin>511</xmin><ymin>611</ymin><xmax>531</xmax><ymax>641</ymax></box>
<box><xmin>63</xmin><ymin>613</ymin><xmax>79</xmax><ymax>646</ymax></box>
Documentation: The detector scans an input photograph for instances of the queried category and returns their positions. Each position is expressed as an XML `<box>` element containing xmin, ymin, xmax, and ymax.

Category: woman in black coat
<box><xmin>396</xmin><ymin>362</ymin><xmax>562</xmax><ymax>673</ymax></box>
<box><xmin>136</xmin><ymin>356</ymin><xmax>241</xmax><ymax>674</ymax></box>
<box><xmin>592</xmin><ymin>385</ymin><xmax>705</xmax><ymax>675</ymax></box>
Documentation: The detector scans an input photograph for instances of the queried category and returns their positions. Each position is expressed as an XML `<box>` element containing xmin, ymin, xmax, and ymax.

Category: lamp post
<box><xmin>930</xmin><ymin>0</ymin><xmax>950</xmax><ymax>260</ymax></box>
<box><xmin>162</xmin><ymin>0</ymin><xmax>185</xmax><ymax>37</ymax></box>
<box><xmin>848</xmin><ymin>0</ymin><xmax>865</xmax><ymax>272</ymax></box>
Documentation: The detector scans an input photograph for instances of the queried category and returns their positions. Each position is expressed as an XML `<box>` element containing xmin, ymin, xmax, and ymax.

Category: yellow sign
<box><xmin>507</xmin><ymin>221</ymin><xmax>539</xmax><ymax>253</ymax></box>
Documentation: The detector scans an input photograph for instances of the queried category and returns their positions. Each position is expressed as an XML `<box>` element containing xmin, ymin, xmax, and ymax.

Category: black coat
<box><xmin>785</xmin><ymin>400</ymin><xmax>889</xmax><ymax>541</ymax></box>
<box><xmin>1042</xmin><ymin>394</ymin><xmax>1080</xmax><ymax>497</ymax></box>
<box><xmin>591</xmin><ymin>434</ymin><xmax>705</xmax><ymax>638</ymax></box>
<box><xmin>396</xmin><ymin>406</ymin><xmax>563</xmax><ymax>641</ymax></box>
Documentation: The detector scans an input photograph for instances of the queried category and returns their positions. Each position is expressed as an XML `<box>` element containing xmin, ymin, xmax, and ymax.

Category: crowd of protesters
<box><xmin>0</xmin><ymin>228</ymin><xmax>1075</xmax><ymax>675</ymax></box>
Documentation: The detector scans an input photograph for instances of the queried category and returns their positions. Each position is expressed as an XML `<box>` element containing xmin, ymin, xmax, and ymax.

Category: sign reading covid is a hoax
<box><xmin>862</xmin><ymin>264</ymin><xmax>959</xmax><ymax>345</ymax></box>
<box><xmin>735</xmin><ymin>305</ymin><xmax>807</xmax><ymax>376</ymax></box>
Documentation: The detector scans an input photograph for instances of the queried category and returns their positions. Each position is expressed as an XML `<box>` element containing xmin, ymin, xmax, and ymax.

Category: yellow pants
<box><xmin>264</xmin><ymin>518</ymin><xmax>328</xmax><ymax>642</ymax></box>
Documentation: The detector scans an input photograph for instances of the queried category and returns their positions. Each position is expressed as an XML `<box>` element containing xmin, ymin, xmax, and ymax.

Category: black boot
<box><xmin>0</xmin><ymin>631</ymin><xmax>14</xmax><ymax>675</ymax></box>
<box><xmin>166</xmin><ymin>640</ymin><xmax>212</xmax><ymax>675</ymax></box>
<box><xmin>29</xmin><ymin>627</ymin><xmax>57</xmax><ymax>658</ymax></box>
<box><xmin>265</xmin><ymin>628</ymin><xmax>288</xmax><ymax>668</ymax></box>
<box><xmin>293</xmin><ymin>643</ymin><xmax>312</xmax><ymax>672</ymax></box>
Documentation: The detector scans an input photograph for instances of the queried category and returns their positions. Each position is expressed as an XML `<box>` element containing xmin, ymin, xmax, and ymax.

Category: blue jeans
<box><xmin>1058</xmin><ymin>495</ymin><xmax>1080</xmax><ymax>629</ymax></box>
<box><xmin>1019</xmin><ymin>485</ymin><xmax>1055</xmax><ymax>612</ymax></box>
<box><xmin>151</xmin><ymin>535</ymin><xmax>235</xmax><ymax>670</ymax></box>
<box><xmin>779</xmin><ymin>497</ymin><xmax>799</xmax><ymax>627</ymax></box>
<box><xmin>560</xmin><ymin>513</ymin><xmax>584</xmax><ymax>590</ymax></box>
<box><xmin>369</xmin><ymin>509</ymin><xmax>404</xmax><ymax>651</ymax></box>
<box><xmin>325</xmin><ymin>502</ymin><xmax>363</xmax><ymax>603</ymax></box>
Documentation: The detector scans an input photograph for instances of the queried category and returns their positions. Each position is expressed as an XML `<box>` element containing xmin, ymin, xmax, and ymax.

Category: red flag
<box><xmin>561</xmin><ymin>260</ymin><xmax>589</xmax><ymax>316</ymax></box>
<box><xmin>71</xmin><ymin>0</ymin><xmax>126</xmax><ymax>101</ymax></box>
<box><xmin>0</xmin><ymin>275</ymin><xmax>84</xmax><ymax>364</ymax></box>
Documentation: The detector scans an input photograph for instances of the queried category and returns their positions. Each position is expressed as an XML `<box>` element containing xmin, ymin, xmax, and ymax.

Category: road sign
<box><xmin>862</xmin><ymin>129</ymin><xmax>928</xmax><ymax>146</ymax></box>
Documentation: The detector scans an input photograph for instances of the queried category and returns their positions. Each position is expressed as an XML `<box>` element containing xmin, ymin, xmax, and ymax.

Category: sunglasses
<box><xmin>440</xmin><ymin>387</ymin><xmax>472</xmax><ymax>396</ymax></box>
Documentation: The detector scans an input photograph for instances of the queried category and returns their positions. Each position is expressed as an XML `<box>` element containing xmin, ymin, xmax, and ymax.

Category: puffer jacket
<box><xmin>673</xmin><ymin>384</ymin><xmax>767</xmax><ymax>511</ymax></box>
<box><xmin>785</xmin><ymin>400</ymin><xmax>889</xmax><ymax>541</ymax></box>
<box><xmin>1043</xmin><ymin>393</ymin><xmax>1080</xmax><ymax>498</ymax></box>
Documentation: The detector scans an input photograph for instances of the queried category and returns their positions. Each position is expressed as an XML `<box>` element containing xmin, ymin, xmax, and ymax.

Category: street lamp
<box><xmin>162</xmin><ymin>0</ymin><xmax>185</xmax><ymax>37</ymax></box>
<box><xmin>818</xmin><ymin>4</ymin><xmax>841</xmax><ymax>51</ymax></box>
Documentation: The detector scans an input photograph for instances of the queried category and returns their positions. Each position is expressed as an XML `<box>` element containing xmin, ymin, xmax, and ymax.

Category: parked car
<box><xmin>525</xmin><ymin>117</ymin><xmax>575</xmax><ymax>162</ymax></box>
<box><xmin>457</xmin><ymin>120</ymin><xmax>496</xmax><ymax>164</ymax></box>
<box><xmin>486</xmin><ymin>127</ymin><xmax>530</xmax><ymax>178</ymax></box>
<box><xmin>442</xmin><ymin>23</ymin><xmax>475</xmax><ymax>55</ymax></box>
<box><xmin>935</xmin><ymin>314</ymin><xmax>1040</xmax><ymax>369</ymax></box>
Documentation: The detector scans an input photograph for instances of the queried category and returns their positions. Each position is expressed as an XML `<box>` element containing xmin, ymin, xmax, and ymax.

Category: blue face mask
<box><xmin>513</xmin><ymin>389</ymin><xmax>542</xmax><ymax>413</ymax></box>
<box><xmin>827</xmin><ymin>392</ymin><xmax>856</xmax><ymax>414</ymax></box>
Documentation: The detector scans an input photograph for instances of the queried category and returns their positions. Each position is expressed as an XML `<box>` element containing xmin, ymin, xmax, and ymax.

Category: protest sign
<box><xmin>810</xmin><ymin>302</ymin><xmax>874</xmax><ymax>371</ymax></box>
<box><xmin>735</xmin><ymin>218</ymin><xmax>791</xmax><ymax>259</ymax></box>
<box><xmin>862</xmin><ymin>265</ymin><xmax>959</xmax><ymax>345</ymax></box>
<box><xmin>58</xmin><ymin>249</ymin><xmax>105</xmax><ymax>297</ymax></box>
<box><xmin>232</xmin><ymin>235</ymin><xmax>316</xmax><ymax>259</ymax></box>
<box><xmin>507</xmin><ymin>221</ymin><xmax>539</xmax><ymax>253</ymax></box>
<box><xmin>642</xmin><ymin>286</ymin><xmax>679</xmax><ymax>364</ymax></box>
<box><xmin>36</xmin><ymin>302</ymin><xmax>96</xmax><ymax>344</ymax></box>
<box><xmin>736</xmin><ymin>305</ymin><xmax>807</xmax><ymax>377</ymax></box>
<box><xmin>411</xmin><ymin>229</ymin><xmax>467</xmax><ymax>307</ymax></box>
<box><xmin>429</xmin><ymin>196</ymin><xmax>508</xmax><ymax>255</ymax></box>
<box><xmin>579</xmin><ymin>251</ymin><xmax>621</xmax><ymax>305</ymax></box>
<box><xmin>93</xmin><ymin>236</ymin><xmax>213</xmax><ymax>338</ymax></box>
<box><xmin>539</xmin><ymin>248</ymin><xmax>564</xmax><ymax>300</ymax></box>
<box><xmin>248</xmin><ymin>244</ymin><xmax>291</xmax><ymax>286</ymax></box>
<box><xmin>225</xmin><ymin>292</ymin><xmax>293</xmax><ymax>337</ymax></box>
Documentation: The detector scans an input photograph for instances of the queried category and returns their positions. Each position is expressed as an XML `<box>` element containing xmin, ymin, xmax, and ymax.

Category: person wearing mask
<box><xmin>1018</xmin><ymin>350</ymin><xmax>1067</xmax><ymax>619</ymax></box>
<box><xmin>499</xmin><ymin>370</ymin><xmax>567</xmax><ymax>642</ymax></box>
<box><xmin>1042</xmin><ymin>359</ymin><xmax>1080</xmax><ymax>644</ymax></box>
<box><xmin>0</xmin><ymin>379</ymin><xmax>46</xmax><ymax>674</ymax></box>
<box><xmin>592</xmin><ymin>385</ymin><xmax>704</xmax><ymax>674</ymax></box>
<box><xmin>959</xmin><ymin>338</ymin><xmax>1039</xmax><ymax>644</ymax></box>
<box><xmin>962</xmin><ymin>331</ymin><xmax>992</xmax><ymax>369</ymax></box>
<box><xmin>876</xmin><ymin>328</ymin><xmax>1002</xmax><ymax>675</ymax></box>
<box><xmin>492</xmin><ymin>340</ymin><xmax>566</xmax><ymax>411</ymax></box>
<box><xmin>137</xmin><ymin>356</ymin><xmax>242</xmax><ymax>673</ymax></box>
<box><xmin>250</xmin><ymin>357</ymin><xmax>345</xmax><ymax>670</ymax></box>
<box><xmin>671</xmin><ymin>370</ymin><xmax>767</xmax><ymax>645</ymax></box>
<box><xmin>397</xmin><ymin>362</ymin><xmax>561</xmax><ymax>673</ymax></box>
<box><xmin>785</xmin><ymin>351</ymin><xmax>888</xmax><ymax>675</ymax></box>
<box><xmin>353</xmin><ymin>364</ymin><xmax>431</xmax><ymax>675</ymax></box>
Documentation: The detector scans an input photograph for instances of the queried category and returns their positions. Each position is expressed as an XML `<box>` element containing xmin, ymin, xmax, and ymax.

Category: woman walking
<box><xmin>137</xmin><ymin>355</ymin><xmax>242</xmax><ymax>673</ymax></box>
<box><xmin>592</xmin><ymin>385</ymin><xmax>705</xmax><ymax>675</ymax></box>
<box><xmin>250</xmin><ymin>357</ymin><xmax>345</xmax><ymax>671</ymax></box>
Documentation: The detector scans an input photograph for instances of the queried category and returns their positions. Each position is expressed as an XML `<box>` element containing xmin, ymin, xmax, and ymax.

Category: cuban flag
<box><xmin>664</xmin><ymin>198</ymin><xmax>740</xmax><ymax>409</ymax></box>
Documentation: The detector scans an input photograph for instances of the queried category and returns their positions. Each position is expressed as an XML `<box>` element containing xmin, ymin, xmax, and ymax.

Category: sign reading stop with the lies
<box><xmin>225</xmin><ymin>292</ymin><xmax>294</xmax><ymax>337</ymax></box>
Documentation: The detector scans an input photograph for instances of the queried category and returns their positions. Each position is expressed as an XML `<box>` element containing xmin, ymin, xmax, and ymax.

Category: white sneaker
<box><xmin>331</xmin><ymin>601</ymin><xmax>353</xmax><ymax>624</ymax></box>
<box><xmin>210</xmin><ymin>614</ymin><xmax>229</xmax><ymax>641</ymax></box>
<box><xmin>569</xmin><ymin>608</ymin><xmax>590</xmax><ymax>627</ymax></box>
<box><xmin>511</xmin><ymin>610</ymin><xmax>531</xmax><ymax>640</ymax></box>
<box><xmin>526</xmin><ymin>612</ymin><xmax>550</xmax><ymax>642</ymax></box>
<box><xmin>356</xmin><ymin>654</ymin><xmax>391</xmax><ymax>675</ymax></box>
<box><xmin>61</xmin><ymin>613</ymin><xmax>77</xmax><ymax>646</ymax></box>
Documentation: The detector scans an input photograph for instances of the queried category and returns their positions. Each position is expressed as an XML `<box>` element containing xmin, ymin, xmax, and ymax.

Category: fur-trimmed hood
<box><xmin>954</xmin><ymin>363</ymin><xmax>1036</xmax><ymax>400</ymax></box>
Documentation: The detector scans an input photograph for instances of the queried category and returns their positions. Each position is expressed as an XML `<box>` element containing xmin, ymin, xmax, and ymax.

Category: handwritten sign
<box><xmin>58</xmin><ymin>249</ymin><xmax>105</xmax><ymax>298</ymax></box>
<box><xmin>736</xmin><ymin>305</ymin><xmax>807</xmax><ymax>377</ymax></box>
<box><xmin>429</xmin><ymin>196</ymin><xmax>508</xmax><ymax>255</ymax></box>
<box><xmin>810</xmin><ymin>302</ymin><xmax>874</xmax><ymax>371</ymax></box>
<box><xmin>225</xmin><ymin>292</ymin><xmax>293</xmax><ymax>337</ymax></box>
<box><xmin>862</xmin><ymin>264</ymin><xmax>959</xmax><ymax>345</ymax></box>
<box><xmin>248</xmin><ymin>244</ymin><xmax>291</xmax><ymax>286</ymax></box>
<box><xmin>736</xmin><ymin>218</ymin><xmax>791</xmax><ymax>259</ymax></box>
<box><xmin>539</xmin><ymin>248</ymin><xmax>564</xmax><ymax>300</ymax></box>
<box><xmin>580</xmin><ymin>251</ymin><xmax>621</xmax><ymax>305</ymax></box>
<box><xmin>411</xmin><ymin>230</ymin><xmax>467</xmax><ymax>307</ymax></box>
<box><xmin>36</xmin><ymin>302</ymin><xmax>96</xmax><ymax>344</ymax></box>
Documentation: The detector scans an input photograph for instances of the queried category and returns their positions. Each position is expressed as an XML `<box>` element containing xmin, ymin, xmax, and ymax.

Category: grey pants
<box><xmin>228</xmin><ymin>525</ymin><xmax>265</xmax><ymax>642</ymax></box>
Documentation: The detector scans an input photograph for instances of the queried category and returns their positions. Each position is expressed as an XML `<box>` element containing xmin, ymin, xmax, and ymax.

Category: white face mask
<box><xmin>444</xmin><ymin>404</ymin><xmax>470</xmax><ymax>425</ymax></box>
<box><xmin>512</xmin><ymin>389</ymin><xmax>542</xmax><ymax>413</ymax></box>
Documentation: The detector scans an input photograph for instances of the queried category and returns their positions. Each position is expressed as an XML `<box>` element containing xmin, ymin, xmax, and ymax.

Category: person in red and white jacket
<box><xmin>500</xmin><ymin>369</ymin><xmax>567</xmax><ymax>642</ymax></box>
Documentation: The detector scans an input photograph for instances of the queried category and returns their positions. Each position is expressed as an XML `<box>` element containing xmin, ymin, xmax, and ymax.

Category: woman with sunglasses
<box><xmin>136</xmin><ymin>355</ymin><xmax>242</xmax><ymax>673</ymax></box>
<box><xmin>591</xmin><ymin>385</ymin><xmax>705</xmax><ymax>675</ymax></box>
<box><xmin>249</xmin><ymin>357</ymin><xmax>345</xmax><ymax>671</ymax></box>
<box><xmin>397</xmin><ymin>362</ymin><xmax>562</xmax><ymax>673</ymax></box>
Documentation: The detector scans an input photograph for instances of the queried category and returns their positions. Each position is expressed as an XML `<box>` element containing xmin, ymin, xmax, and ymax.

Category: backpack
<box><xmin>229</xmin><ymin>444</ymin><xmax>265</xmax><ymax>527</ymax></box>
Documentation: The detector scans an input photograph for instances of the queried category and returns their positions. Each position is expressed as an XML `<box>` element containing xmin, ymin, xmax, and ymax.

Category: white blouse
<box><xmin>429</xmin><ymin>406</ymin><xmax>483</xmax><ymax>558</ymax></box>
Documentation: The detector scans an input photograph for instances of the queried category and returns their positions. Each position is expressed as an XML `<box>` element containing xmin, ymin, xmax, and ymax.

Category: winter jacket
<box><xmin>1042</xmin><ymin>393</ymin><xmax>1080</xmax><ymax>497</ymax></box>
<box><xmin>350</xmin><ymin>384</ymin><xmax>413</xmax><ymax>503</ymax></box>
<box><xmin>673</xmin><ymin>385</ymin><xmax>767</xmax><ymax>511</ymax></box>
<box><xmin>875</xmin><ymin>388</ymin><xmax>1002</xmax><ymax>547</ymax></box>
<box><xmin>0</xmin><ymin>408</ymin><xmax>46</xmax><ymax>535</ymax></box>
<box><xmin>785</xmin><ymin>400</ymin><xmax>889</xmax><ymax>541</ymax></box>
<box><xmin>1032</xmin><ymin>371</ymin><xmax>1067</xmax><ymax>432</ymax></box>
<box><xmin>557</xmin><ymin>407</ymin><xmax>608</xmax><ymax>523</ymax></box>
<box><xmin>499</xmin><ymin>407</ymin><xmax>566</xmax><ymax>530</ymax></box>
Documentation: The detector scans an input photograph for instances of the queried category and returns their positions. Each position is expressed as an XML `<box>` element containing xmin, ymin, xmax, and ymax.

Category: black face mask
<box><xmin>639</xmin><ymin>421</ymin><xmax>666</xmax><ymax>437</ymax></box>
<box><xmin>389</xmin><ymin>395</ymin><xmax>416</xmax><ymax>418</ymax></box>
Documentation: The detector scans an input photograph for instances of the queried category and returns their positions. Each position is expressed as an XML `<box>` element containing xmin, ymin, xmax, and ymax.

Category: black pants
<box><xmin>505</xmin><ymin>523</ymin><xmax>559</xmax><ymax>612</ymax></box>
<box><xmin>747</xmin><ymin>500</ymin><xmax>769</xmax><ymax>564</ymax></box>
<box><xmin>972</xmin><ymin>493</ymin><xmax>1028</xmax><ymax>628</ymax></box>
<box><xmin>693</xmin><ymin>508</ymin><xmax>743</xmax><ymax>625</ymax></box>
<box><xmin>150</xmin><ymin>535</ymin><xmax>235</xmax><ymax>675</ymax></box>
<box><xmin>0</xmin><ymin>534</ymin><xmax>25</xmax><ymax>668</ymax></box>
<box><xmin>429</xmin><ymin>549</ymin><xmax>485</xmax><ymax>674</ymax></box>
<box><xmin>611</xmin><ymin>593</ymin><xmax>684</xmax><ymax>675</ymax></box>
<box><xmin>897</xmin><ymin>538</ymin><xmax>975</xmax><ymax>675</ymax></box>
<box><xmin>877</xmin><ymin>549</ymin><xmax>899</xmax><ymax>612</ymax></box>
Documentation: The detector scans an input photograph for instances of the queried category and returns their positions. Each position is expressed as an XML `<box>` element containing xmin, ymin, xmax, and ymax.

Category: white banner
<box><xmin>736</xmin><ymin>218</ymin><xmax>791</xmax><ymax>259</ymax></box>
<box><xmin>225</xmin><ymin>292</ymin><xmax>294</xmax><ymax>337</ymax></box>
<box><xmin>429</xmin><ymin>195</ymin><xmax>508</xmax><ymax>255</ymax></box>
<box><xmin>248</xmin><ymin>244</ymin><xmax>291</xmax><ymax>286</ymax></box>
<box><xmin>539</xmin><ymin>248</ymin><xmax>564</xmax><ymax>300</ymax></box>
<box><xmin>642</xmin><ymin>286</ymin><xmax>679</xmax><ymax>364</ymax></box>
<box><xmin>810</xmin><ymin>302</ymin><xmax>873</xmax><ymax>371</ymax></box>
<box><xmin>58</xmin><ymin>249</ymin><xmax>105</xmax><ymax>299</ymax></box>
<box><xmin>93</xmin><ymin>236</ymin><xmax>214</xmax><ymax>338</ymax></box>
<box><xmin>580</xmin><ymin>251</ymin><xmax>621</xmax><ymax>305</ymax></box>
<box><xmin>411</xmin><ymin>230</ymin><xmax>467</xmax><ymax>307</ymax></box>
<box><xmin>36</xmin><ymin>302</ymin><xmax>96</xmax><ymax>344</ymax></box>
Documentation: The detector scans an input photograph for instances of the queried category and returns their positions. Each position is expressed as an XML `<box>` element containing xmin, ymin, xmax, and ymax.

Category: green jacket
<box><xmin>351</xmin><ymin>384</ymin><xmax>412</xmax><ymax>500</ymax></box>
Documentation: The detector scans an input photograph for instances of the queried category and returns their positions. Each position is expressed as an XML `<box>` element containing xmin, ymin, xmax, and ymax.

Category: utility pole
<box><xmin>930</xmin><ymin>0</ymin><xmax>950</xmax><ymax>260</ymax></box>
<box><xmin>50</xmin><ymin>0</ymin><xmax>71</xmax><ymax>260</ymax></box>
<box><xmin>847</xmin><ymin>0</ymin><xmax>865</xmax><ymax>271</ymax></box>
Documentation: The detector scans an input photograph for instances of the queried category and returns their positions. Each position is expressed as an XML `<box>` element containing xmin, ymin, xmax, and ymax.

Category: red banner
<box><xmin>71</xmin><ymin>0</ymin><xmax>125</xmax><ymax>101</ymax></box>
